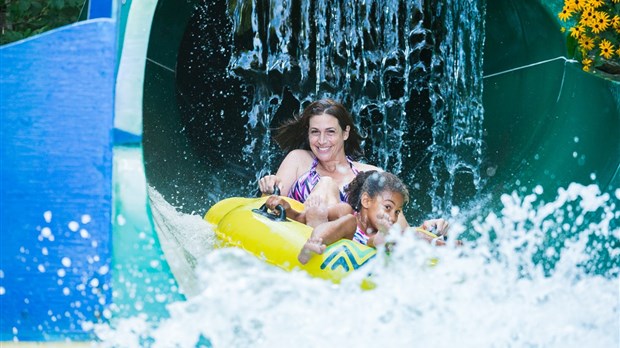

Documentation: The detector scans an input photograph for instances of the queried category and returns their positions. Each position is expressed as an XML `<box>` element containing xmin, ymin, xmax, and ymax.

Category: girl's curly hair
<box><xmin>346</xmin><ymin>170</ymin><xmax>409</xmax><ymax>212</ymax></box>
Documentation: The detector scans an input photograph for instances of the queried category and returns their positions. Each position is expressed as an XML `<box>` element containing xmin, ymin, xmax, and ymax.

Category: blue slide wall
<box><xmin>1</xmin><ymin>1</ymin><xmax>117</xmax><ymax>341</ymax></box>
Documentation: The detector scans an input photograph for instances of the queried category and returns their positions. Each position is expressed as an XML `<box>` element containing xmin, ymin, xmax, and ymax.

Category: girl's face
<box><xmin>308</xmin><ymin>113</ymin><xmax>350</xmax><ymax>161</ymax></box>
<box><xmin>362</xmin><ymin>190</ymin><xmax>405</xmax><ymax>232</ymax></box>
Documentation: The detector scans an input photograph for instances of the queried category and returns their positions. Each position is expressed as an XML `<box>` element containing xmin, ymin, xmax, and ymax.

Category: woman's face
<box><xmin>307</xmin><ymin>113</ymin><xmax>350</xmax><ymax>161</ymax></box>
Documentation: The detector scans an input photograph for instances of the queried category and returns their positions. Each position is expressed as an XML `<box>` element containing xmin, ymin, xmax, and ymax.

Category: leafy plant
<box><xmin>558</xmin><ymin>0</ymin><xmax>620</xmax><ymax>75</ymax></box>
<box><xmin>1</xmin><ymin>0</ymin><xmax>85</xmax><ymax>45</ymax></box>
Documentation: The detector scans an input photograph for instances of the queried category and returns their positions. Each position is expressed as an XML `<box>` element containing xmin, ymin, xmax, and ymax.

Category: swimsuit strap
<box><xmin>346</xmin><ymin>156</ymin><xmax>360</xmax><ymax>175</ymax></box>
<box><xmin>309</xmin><ymin>157</ymin><xmax>320</xmax><ymax>172</ymax></box>
<box><xmin>290</xmin><ymin>156</ymin><xmax>358</xmax><ymax>204</ymax></box>
<box><xmin>288</xmin><ymin>157</ymin><xmax>320</xmax><ymax>202</ymax></box>
<box><xmin>340</xmin><ymin>156</ymin><xmax>359</xmax><ymax>202</ymax></box>
<box><xmin>352</xmin><ymin>212</ymin><xmax>370</xmax><ymax>245</ymax></box>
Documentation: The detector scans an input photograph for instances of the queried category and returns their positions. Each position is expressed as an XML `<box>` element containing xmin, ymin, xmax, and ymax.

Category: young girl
<box><xmin>266</xmin><ymin>170</ymin><xmax>418</xmax><ymax>264</ymax></box>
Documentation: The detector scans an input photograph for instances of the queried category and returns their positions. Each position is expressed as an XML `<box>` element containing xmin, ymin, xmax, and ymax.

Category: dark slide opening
<box><xmin>143</xmin><ymin>0</ymin><xmax>619</xmax><ymax>222</ymax></box>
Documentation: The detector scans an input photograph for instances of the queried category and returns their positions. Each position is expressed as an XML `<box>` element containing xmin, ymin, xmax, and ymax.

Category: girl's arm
<box><xmin>293</xmin><ymin>202</ymin><xmax>353</xmax><ymax>224</ymax></box>
<box><xmin>310</xmin><ymin>214</ymin><xmax>357</xmax><ymax>245</ymax></box>
<box><xmin>264</xmin><ymin>196</ymin><xmax>303</xmax><ymax>222</ymax></box>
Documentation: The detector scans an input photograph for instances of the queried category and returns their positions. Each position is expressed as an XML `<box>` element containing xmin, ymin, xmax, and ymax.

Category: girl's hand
<box><xmin>265</xmin><ymin>196</ymin><xmax>291</xmax><ymax>212</ymax></box>
<box><xmin>375</xmin><ymin>211</ymin><xmax>393</xmax><ymax>234</ymax></box>
<box><xmin>259</xmin><ymin>175</ymin><xmax>282</xmax><ymax>195</ymax></box>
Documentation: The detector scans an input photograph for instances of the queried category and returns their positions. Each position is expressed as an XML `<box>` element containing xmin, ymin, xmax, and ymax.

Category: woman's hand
<box><xmin>259</xmin><ymin>175</ymin><xmax>282</xmax><ymax>195</ymax></box>
<box><xmin>421</xmin><ymin>218</ymin><xmax>450</xmax><ymax>237</ymax></box>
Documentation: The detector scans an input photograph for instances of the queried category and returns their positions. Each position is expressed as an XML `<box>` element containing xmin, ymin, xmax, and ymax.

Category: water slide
<box><xmin>1</xmin><ymin>0</ymin><xmax>618</xmax><ymax>342</ymax></box>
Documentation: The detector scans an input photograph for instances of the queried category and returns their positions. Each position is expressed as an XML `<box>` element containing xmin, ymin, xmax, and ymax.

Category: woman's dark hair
<box><xmin>346</xmin><ymin>170</ymin><xmax>409</xmax><ymax>212</ymax></box>
<box><xmin>272</xmin><ymin>98</ymin><xmax>364</xmax><ymax>159</ymax></box>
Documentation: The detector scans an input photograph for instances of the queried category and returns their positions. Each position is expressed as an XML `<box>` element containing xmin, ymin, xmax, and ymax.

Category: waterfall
<box><xmin>189</xmin><ymin>0</ymin><xmax>486</xmax><ymax>217</ymax></box>
<box><xmin>427</xmin><ymin>0</ymin><xmax>486</xmax><ymax>215</ymax></box>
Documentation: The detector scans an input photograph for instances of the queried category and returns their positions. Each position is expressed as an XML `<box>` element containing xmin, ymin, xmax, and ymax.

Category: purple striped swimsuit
<box><xmin>288</xmin><ymin>157</ymin><xmax>360</xmax><ymax>203</ymax></box>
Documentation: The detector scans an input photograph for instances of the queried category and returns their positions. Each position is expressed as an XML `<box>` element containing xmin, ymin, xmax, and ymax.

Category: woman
<box><xmin>258</xmin><ymin>98</ymin><xmax>378</xmax><ymax>206</ymax></box>
<box><xmin>259</xmin><ymin>98</ymin><xmax>449</xmax><ymax>237</ymax></box>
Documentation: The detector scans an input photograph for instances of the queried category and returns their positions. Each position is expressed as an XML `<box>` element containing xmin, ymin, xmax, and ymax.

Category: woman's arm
<box><xmin>397</xmin><ymin>213</ymin><xmax>451</xmax><ymax>245</ymax></box>
<box><xmin>259</xmin><ymin>149</ymin><xmax>313</xmax><ymax>196</ymax></box>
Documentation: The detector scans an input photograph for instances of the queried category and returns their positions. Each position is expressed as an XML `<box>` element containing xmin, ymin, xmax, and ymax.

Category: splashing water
<box><xmin>122</xmin><ymin>0</ymin><xmax>619</xmax><ymax>346</ymax></box>
<box><xmin>93</xmin><ymin>183</ymin><xmax>619</xmax><ymax>347</ymax></box>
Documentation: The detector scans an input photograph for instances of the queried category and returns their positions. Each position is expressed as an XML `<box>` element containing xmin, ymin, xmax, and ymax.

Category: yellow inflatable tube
<box><xmin>204</xmin><ymin>196</ymin><xmax>377</xmax><ymax>283</ymax></box>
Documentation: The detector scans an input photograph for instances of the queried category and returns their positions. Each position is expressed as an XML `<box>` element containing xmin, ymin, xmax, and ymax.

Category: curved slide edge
<box><xmin>0</xmin><ymin>0</ymin><xmax>182</xmax><ymax>342</ymax></box>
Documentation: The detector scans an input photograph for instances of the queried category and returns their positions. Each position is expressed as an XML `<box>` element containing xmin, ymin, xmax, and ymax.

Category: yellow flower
<box><xmin>582</xmin><ymin>57</ymin><xmax>593</xmax><ymax>66</ymax></box>
<box><xmin>599</xmin><ymin>39</ymin><xmax>614</xmax><ymax>59</ymax></box>
<box><xmin>617</xmin><ymin>47</ymin><xmax>620</xmax><ymax>57</ymax></box>
<box><xmin>559</xmin><ymin>7</ymin><xmax>573</xmax><ymax>21</ymax></box>
<box><xmin>567</xmin><ymin>0</ymin><xmax>584</xmax><ymax>11</ymax></box>
<box><xmin>579</xmin><ymin>36</ymin><xmax>596</xmax><ymax>51</ymax></box>
<box><xmin>583</xmin><ymin>64</ymin><xmax>591</xmax><ymax>72</ymax></box>
<box><xmin>561</xmin><ymin>27</ymin><xmax>566</xmax><ymax>33</ymax></box>
<box><xmin>612</xmin><ymin>16</ymin><xmax>620</xmax><ymax>28</ymax></box>
<box><xmin>586</xmin><ymin>0</ymin><xmax>603</xmax><ymax>8</ymax></box>
<box><xmin>591</xmin><ymin>11</ymin><xmax>610</xmax><ymax>34</ymax></box>
<box><xmin>613</xmin><ymin>0</ymin><xmax>620</xmax><ymax>3</ymax></box>
<box><xmin>569</xmin><ymin>26</ymin><xmax>584</xmax><ymax>39</ymax></box>
<box><xmin>580</xmin><ymin>6</ymin><xmax>596</xmax><ymax>27</ymax></box>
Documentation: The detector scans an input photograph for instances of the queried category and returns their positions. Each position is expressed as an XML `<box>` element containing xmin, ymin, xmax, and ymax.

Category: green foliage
<box><xmin>566</xmin><ymin>34</ymin><xmax>579</xmax><ymax>59</ymax></box>
<box><xmin>1</xmin><ymin>0</ymin><xmax>86</xmax><ymax>45</ymax></box>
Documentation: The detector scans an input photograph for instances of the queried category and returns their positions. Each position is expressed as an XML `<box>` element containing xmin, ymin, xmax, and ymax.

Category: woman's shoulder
<box><xmin>281</xmin><ymin>149</ymin><xmax>314</xmax><ymax>168</ymax></box>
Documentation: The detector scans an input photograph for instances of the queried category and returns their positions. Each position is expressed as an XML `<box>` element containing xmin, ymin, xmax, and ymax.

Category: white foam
<box><xmin>93</xmin><ymin>184</ymin><xmax>619</xmax><ymax>348</ymax></box>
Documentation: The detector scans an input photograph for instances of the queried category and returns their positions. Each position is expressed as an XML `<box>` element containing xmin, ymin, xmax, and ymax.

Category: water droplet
<box><xmin>117</xmin><ymin>214</ymin><xmax>126</xmax><ymax>226</ymax></box>
<box><xmin>81</xmin><ymin>215</ymin><xmax>92</xmax><ymax>224</ymax></box>
<box><xmin>44</xmin><ymin>211</ymin><xmax>52</xmax><ymax>223</ymax></box>
<box><xmin>533</xmin><ymin>185</ymin><xmax>543</xmax><ymax>195</ymax></box>
<box><xmin>68</xmin><ymin>221</ymin><xmax>79</xmax><ymax>232</ymax></box>
<box><xmin>61</xmin><ymin>257</ymin><xmax>72</xmax><ymax>267</ymax></box>
<box><xmin>41</xmin><ymin>227</ymin><xmax>52</xmax><ymax>238</ymax></box>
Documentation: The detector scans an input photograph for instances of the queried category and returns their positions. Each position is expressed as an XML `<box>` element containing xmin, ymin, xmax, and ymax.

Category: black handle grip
<box><xmin>252</xmin><ymin>203</ymin><xmax>287</xmax><ymax>222</ymax></box>
<box><xmin>256</xmin><ymin>184</ymin><xmax>281</xmax><ymax>197</ymax></box>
